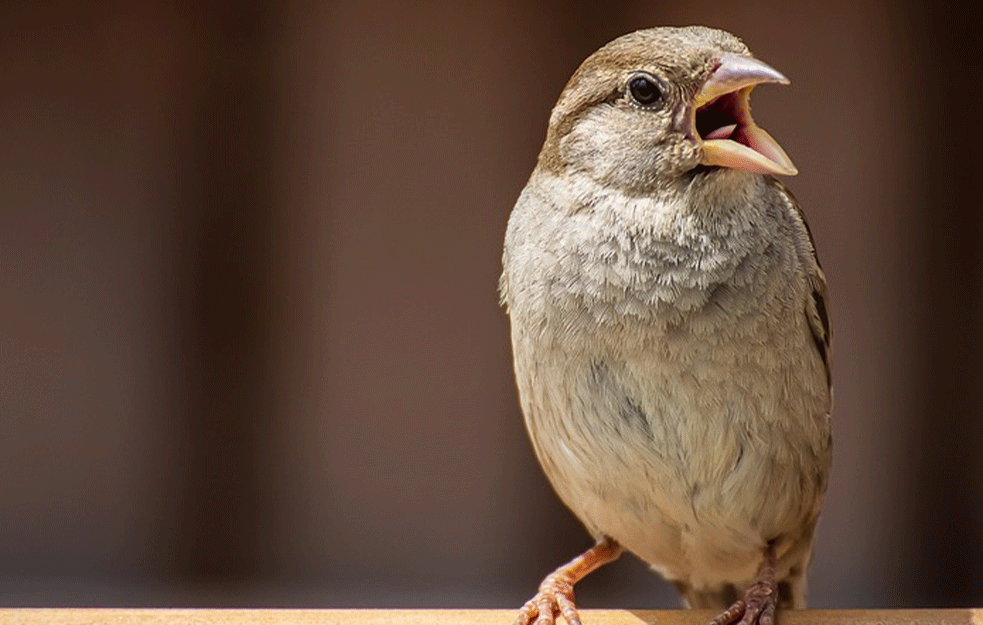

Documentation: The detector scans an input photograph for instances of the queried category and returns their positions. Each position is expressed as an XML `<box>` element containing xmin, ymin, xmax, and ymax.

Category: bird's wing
<box><xmin>769</xmin><ymin>178</ymin><xmax>831</xmax><ymax>388</ymax></box>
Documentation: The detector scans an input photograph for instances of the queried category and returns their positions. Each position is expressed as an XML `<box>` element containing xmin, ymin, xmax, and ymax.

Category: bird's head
<box><xmin>538</xmin><ymin>26</ymin><xmax>797</xmax><ymax>194</ymax></box>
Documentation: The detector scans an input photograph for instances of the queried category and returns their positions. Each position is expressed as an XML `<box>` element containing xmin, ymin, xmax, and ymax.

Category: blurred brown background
<box><xmin>1</xmin><ymin>0</ymin><xmax>981</xmax><ymax>610</ymax></box>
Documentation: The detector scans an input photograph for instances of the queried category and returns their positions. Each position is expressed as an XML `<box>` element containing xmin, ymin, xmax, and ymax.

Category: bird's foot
<box><xmin>708</xmin><ymin>578</ymin><xmax>777</xmax><ymax>625</ymax></box>
<box><xmin>513</xmin><ymin>538</ymin><xmax>622</xmax><ymax>625</ymax></box>
<box><xmin>708</xmin><ymin>541</ymin><xmax>778</xmax><ymax>625</ymax></box>
<box><xmin>514</xmin><ymin>572</ymin><xmax>580</xmax><ymax>625</ymax></box>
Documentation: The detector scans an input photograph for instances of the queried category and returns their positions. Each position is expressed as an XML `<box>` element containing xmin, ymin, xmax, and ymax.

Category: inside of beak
<box><xmin>693</xmin><ymin>55</ymin><xmax>798</xmax><ymax>176</ymax></box>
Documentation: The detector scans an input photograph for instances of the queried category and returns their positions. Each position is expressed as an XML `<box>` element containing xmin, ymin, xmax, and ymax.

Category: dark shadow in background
<box><xmin>173</xmin><ymin>1</ymin><xmax>274</xmax><ymax>583</ymax></box>
<box><xmin>903</xmin><ymin>0</ymin><xmax>983</xmax><ymax>608</ymax></box>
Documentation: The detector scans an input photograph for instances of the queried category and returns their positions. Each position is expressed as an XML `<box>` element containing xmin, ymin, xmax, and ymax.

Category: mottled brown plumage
<box><xmin>501</xmin><ymin>26</ymin><xmax>830</xmax><ymax>625</ymax></box>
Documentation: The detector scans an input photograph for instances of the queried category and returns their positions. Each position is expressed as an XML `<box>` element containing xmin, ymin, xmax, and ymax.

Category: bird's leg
<box><xmin>514</xmin><ymin>537</ymin><xmax>622</xmax><ymax>625</ymax></box>
<box><xmin>709</xmin><ymin>541</ymin><xmax>778</xmax><ymax>625</ymax></box>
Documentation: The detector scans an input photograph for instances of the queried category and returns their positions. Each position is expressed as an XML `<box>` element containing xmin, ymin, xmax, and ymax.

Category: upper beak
<box><xmin>693</xmin><ymin>52</ymin><xmax>797</xmax><ymax>176</ymax></box>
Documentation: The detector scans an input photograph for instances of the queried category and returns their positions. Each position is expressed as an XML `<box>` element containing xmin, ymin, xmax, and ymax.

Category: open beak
<box><xmin>693</xmin><ymin>52</ymin><xmax>797</xmax><ymax>176</ymax></box>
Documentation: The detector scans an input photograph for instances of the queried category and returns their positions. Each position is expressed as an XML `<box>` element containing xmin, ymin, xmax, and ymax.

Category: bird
<box><xmin>499</xmin><ymin>26</ymin><xmax>831</xmax><ymax>625</ymax></box>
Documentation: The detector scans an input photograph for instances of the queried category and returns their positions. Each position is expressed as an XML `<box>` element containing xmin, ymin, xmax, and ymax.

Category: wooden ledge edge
<box><xmin>0</xmin><ymin>609</ymin><xmax>979</xmax><ymax>625</ymax></box>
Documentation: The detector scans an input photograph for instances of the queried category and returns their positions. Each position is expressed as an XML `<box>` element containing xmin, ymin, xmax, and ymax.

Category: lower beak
<box><xmin>693</xmin><ymin>52</ymin><xmax>798</xmax><ymax>176</ymax></box>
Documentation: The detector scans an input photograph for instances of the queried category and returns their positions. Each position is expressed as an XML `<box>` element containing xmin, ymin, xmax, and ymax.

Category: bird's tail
<box><xmin>673</xmin><ymin>581</ymin><xmax>738</xmax><ymax>609</ymax></box>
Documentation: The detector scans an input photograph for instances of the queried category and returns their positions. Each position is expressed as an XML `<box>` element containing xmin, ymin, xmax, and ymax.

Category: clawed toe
<box><xmin>708</xmin><ymin>542</ymin><xmax>779</xmax><ymax>625</ymax></box>
<box><xmin>736</xmin><ymin>582</ymin><xmax>777</xmax><ymax>625</ymax></box>
<box><xmin>708</xmin><ymin>583</ymin><xmax>777</xmax><ymax>625</ymax></box>
<box><xmin>513</xmin><ymin>540</ymin><xmax>622</xmax><ymax>625</ymax></box>
<box><xmin>514</xmin><ymin>575</ymin><xmax>580</xmax><ymax>625</ymax></box>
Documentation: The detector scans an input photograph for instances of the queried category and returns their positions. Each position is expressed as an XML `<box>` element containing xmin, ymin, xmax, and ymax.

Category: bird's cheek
<box><xmin>562</xmin><ymin>117</ymin><xmax>629</xmax><ymax>169</ymax></box>
<box><xmin>665</xmin><ymin>135</ymin><xmax>704</xmax><ymax>174</ymax></box>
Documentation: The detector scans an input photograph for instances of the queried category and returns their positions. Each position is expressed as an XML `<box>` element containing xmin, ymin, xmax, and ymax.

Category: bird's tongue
<box><xmin>704</xmin><ymin>124</ymin><xmax>737</xmax><ymax>141</ymax></box>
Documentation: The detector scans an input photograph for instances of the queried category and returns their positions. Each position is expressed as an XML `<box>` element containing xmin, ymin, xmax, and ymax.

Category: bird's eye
<box><xmin>627</xmin><ymin>73</ymin><xmax>665</xmax><ymax>107</ymax></box>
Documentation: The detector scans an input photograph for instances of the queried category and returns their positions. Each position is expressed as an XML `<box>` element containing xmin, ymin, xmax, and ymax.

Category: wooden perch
<box><xmin>0</xmin><ymin>609</ymin><xmax>979</xmax><ymax>625</ymax></box>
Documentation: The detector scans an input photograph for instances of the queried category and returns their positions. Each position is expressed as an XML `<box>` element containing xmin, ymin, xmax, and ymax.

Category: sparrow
<box><xmin>500</xmin><ymin>26</ymin><xmax>831</xmax><ymax>625</ymax></box>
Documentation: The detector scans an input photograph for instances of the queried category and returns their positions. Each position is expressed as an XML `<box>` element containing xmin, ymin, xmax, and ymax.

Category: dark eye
<box><xmin>627</xmin><ymin>73</ymin><xmax>665</xmax><ymax>107</ymax></box>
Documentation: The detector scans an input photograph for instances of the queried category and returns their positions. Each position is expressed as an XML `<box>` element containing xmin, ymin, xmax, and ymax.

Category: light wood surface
<box><xmin>0</xmin><ymin>610</ymin><xmax>979</xmax><ymax>625</ymax></box>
